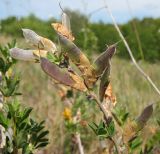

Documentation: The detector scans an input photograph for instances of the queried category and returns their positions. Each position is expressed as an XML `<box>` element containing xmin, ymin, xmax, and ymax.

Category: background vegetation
<box><xmin>0</xmin><ymin>10</ymin><xmax>160</xmax><ymax>62</ymax></box>
<box><xmin>0</xmin><ymin>8</ymin><xmax>160</xmax><ymax>154</ymax></box>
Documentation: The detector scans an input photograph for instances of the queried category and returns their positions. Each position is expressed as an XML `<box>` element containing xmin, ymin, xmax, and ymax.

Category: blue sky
<box><xmin>0</xmin><ymin>0</ymin><xmax>159</xmax><ymax>23</ymax></box>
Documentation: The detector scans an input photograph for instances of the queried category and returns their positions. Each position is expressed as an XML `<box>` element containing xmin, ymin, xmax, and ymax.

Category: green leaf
<box><xmin>129</xmin><ymin>136</ymin><xmax>142</xmax><ymax>150</ymax></box>
<box><xmin>35</xmin><ymin>142</ymin><xmax>49</xmax><ymax>148</ymax></box>
<box><xmin>47</xmin><ymin>52</ymin><xmax>60</xmax><ymax>65</ymax></box>
<box><xmin>37</xmin><ymin>130</ymin><xmax>49</xmax><ymax>140</ymax></box>
<box><xmin>122</xmin><ymin>112</ymin><xmax>129</xmax><ymax>123</ymax></box>
<box><xmin>106</xmin><ymin>121</ymin><xmax>115</xmax><ymax>137</ymax></box>
<box><xmin>99</xmin><ymin>120</ymin><xmax>105</xmax><ymax>129</ymax></box>
<box><xmin>19</xmin><ymin>108</ymin><xmax>32</xmax><ymax>123</ymax></box>
<box><xmin>0</xmin><ymin>112</ymin><xmax>9</xmax><ymax>128</ymax></box>
<box><xmin>0</xmin><ymin>57</ymin><xmax>6</xmax><ymax>73</ymax></box>
<box><xmin>97</xmin><ymin>128</ymin><xmax>108</xmax><ymax>137</ymax></box>
<box><xmin>88</xmin><ymin>122</ymin><xmax>98</xmax><ymax>135</ymax></box>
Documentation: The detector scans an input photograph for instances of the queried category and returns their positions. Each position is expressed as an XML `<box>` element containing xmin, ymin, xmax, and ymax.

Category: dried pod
<box><xmin>10</xmin><ymin>48</ymin><xmax>35</xmax><ymax>61</ymax></box>
<box><xmin>22</xmin><ymin>28</ymin><xmax>41</xmax><ymax>46</ymax></box>
<box><xmin>68</xmin><ymin>71</ymin><xmax>87</xmax><ymax>92</ymax></box>
<box><xmin>93</xmin><ymin>44</ymin><xmax>116</xmax><ymax>77</ymax></box>
<box><xmin>40</xmin><ymin>58</ymin><xmax>87</xmax><ymax>91</ymax></box>
<box><xmin>136</xmin><ymin>104</ymin><xmax>153</xmax><ymax>130</ymax></box>
<box><xmin>57</xmin><ymin>33</ymin><xmax>97</xmax><ymax>88</ymax></box>
<box><xmin>123</xmin><ymin>120</ymin><xmax>138</xmax><ymax>143</ymax></box>
<box><xmin>51</xmin><ymin>23</ymin><xmax>75</xmax><ymax>41</ymax></box>
<box><xmin>104</xmin><ymin>83</ymin><xmax>116</xmax><ymax>106</ymax></box>
<box><xmin>62</xmin><ymin>12</ymin><xmax>71</xmax><ymax>33</ymax></box>
<box><xmin>40</xmin><ymin>37</ymin><xmax>57</xmax><ymax>53</ymax></box>
<box><xmin>123</xmin><ymin>105</ymin><xmax>153</xmax><ymax>143</ymax></box>
<box><xmin>22</xmin><ymin>29</ymin><xmax>57</xmax><ymax>53</ymax></box>
<box><xmin>33</xmin><ymin>50</ymin><xmax>48</xmax><ymax>58</ymax></box>
<box><xmin>99</xmin><ymin>62</ymin><xmax>111</xmax><ymax>102</ymax></box>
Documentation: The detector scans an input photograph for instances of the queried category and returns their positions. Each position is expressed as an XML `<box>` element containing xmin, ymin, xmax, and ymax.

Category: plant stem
<box><xmin>90</xmin><ymin>92</ymin><xmax>121</xmax><ymax>154</ymax></box>
<box><xmin>109</xmin><ymin>137</ymin><xmax>120</xmax><ymax>154</ymax></box>
<box><xmin>103</xmin><ymin>0</ymin><xmax>160</xmax><ymax>97</ymax></box>
<box><xmin>13</xmin><ymin>148</ymin><xmax>18</xmax><ymax>154</ymax></box>
<box><xmin>75</xmin><ymin>132</ymin><xmax>84</xmax><ymax>154</ymax></box>
<box><xmin>90</xmin><ymin>92</ymin><xmax>109</xmax><ymax>122</ymax></box>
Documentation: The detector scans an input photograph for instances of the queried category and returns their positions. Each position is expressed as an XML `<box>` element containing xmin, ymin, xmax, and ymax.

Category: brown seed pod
<box><xmin>136</xmin><ymin>104</ymin><xmax>153</xmax><ymax>130</ymax></box>
<box><xmin>22</xmin><ymin>29</ymin><xmax>57</xmax><ymax>53</ymax></box>
<box><xmin>51</xmin><ymin>23</ymin><xmax>75</xmax><ymax>41</ymax></box>
<box><xmin>99</xmin><ymin>62</ymin><xmax>111</xmax><ymax>102</ymax></box>
<box><xmin>56</xmin><ymin>33</ymin><xmax>97</xmax><ymax>89</ymax></box>
<box><xmin>93</xmin><ymin>44</ymin><xmax>116</xmax><ymax>77</ymax></box>
<box><xmin>40</xmin><ymin>58</ymin><xmax>87</xmax><ymax>91</ymax></box>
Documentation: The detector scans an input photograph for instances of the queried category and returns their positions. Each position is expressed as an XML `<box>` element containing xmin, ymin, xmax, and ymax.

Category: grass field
<box><xmin>17</xmin><ymin>57</ymin><xmax>160</xmax><ymax>153</ymax></box>
<box><xmin>1</xmin><ymin>36</ymin><xmax>160</xmax><ymax>153</ymax></box>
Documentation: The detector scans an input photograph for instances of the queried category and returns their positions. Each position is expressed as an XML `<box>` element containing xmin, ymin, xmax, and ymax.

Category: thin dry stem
<box><xmin>103</xmin><ymin>0</ymin><xmax>160</xmax><ymax>97</ymax></box>
<box><xmin>90</xmin><ymin>92</ymin><xmax>121</xmax><ymax>154</ymax></box>
<box><xmin>76</xmin><ymin>133</ymin><xmax>84</xmax><ymax>154</ymax></box>
<box><xmin>90</xmin><ymin>92</ymin><xmax>109</xmax><ymax>122</ymax></box>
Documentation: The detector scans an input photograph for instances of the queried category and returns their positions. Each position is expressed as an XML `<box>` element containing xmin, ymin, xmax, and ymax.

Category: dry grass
<box><xmin>14</xmin><ymin>56</ymin><xmax>160</xmax><ymax>153</ymax></box>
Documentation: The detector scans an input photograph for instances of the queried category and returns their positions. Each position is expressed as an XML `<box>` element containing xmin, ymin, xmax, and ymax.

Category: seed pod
<box><xmin>52</xmin><ymin>23</ymin><xmax>75</xmax><ymax>41</ymax></box>
<box><xmin>57</xmin><ymin>33</ymin><xmax>97</xmax><ymax>88</ymax></box>
<box><xmin>62</xmin><ymin>12</ymin><xmax>71</xmax><ymax>33</ymax></box>
<box><xmin>123</xmin><ymin>120</ymin><xmax>138</xmax><ymax>143</ymax></box>
<box><xmin>22</xmin><ymin>28</ymin><xmax>41</xmax><ymax>46</ymax></box>
<box><xmin>32</xmin><ymin>50</ymin><xmax>48</xmax><ymax>58</ymax></box>
<box><xmin>40</xmin><ymin>37</ymin><xmax>57</xmax><ymax>53</ymax></box>
<box><xmin>93</xmin><ymin>44</ymin><xmax>116</xmax><ymax>77</ymax></box>
<box><xmin>99</xmin><ymin>62</ymin><xmax>111</xmax><ymax>102</ymax></box>
<box><xmin>22</xmin><ymin>29</ymin><xmax>57</xmax><ymax>53</ymax></box>
<box><xmin>123</xmin><ymin>105</ymin><xmax>153</xmax><ymax>143</ymax></box>
<box><xmin>40</xmin><ymin>58</ymin><xmax>87</xmax><ymax>91</ymax></box>
<box><xmin>10</xmin><ymin>48</ymin><xmax>35</xmax><ymax>61</ymax></box>
<box><xmin>136</xmin><ymin>104</ymin><xmax>153</xmax><ymax>130</ymax></box>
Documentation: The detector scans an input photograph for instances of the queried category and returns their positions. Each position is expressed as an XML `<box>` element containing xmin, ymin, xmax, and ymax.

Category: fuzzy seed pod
<box><xmin>22</xmin><ymin>28</ymin><xmax>41</xmax><ymax>46</ymax></box>
<box><xmin>10</xmin><ymin>48</ymin><xmax>35</xmax><ymax>61</ymax></box>
<box><xmin>22</xmin><ymin>29</ymin><xmax>57</xmax><ymax>53</ymax></box>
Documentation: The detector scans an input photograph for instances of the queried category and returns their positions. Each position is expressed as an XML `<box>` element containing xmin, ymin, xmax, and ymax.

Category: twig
<box><xmin>75</xmin><ymin>132</ymin><xmax>84</xmax><ymax>154</ymax></box>
<box><xmin>103</xmin><ymin>0</ymin><xmax>160</xmax><ymax>96</ymax></box>
<box><xmin>90</xmin><ymin>92</ymin><xmax>121</xmax><ymax>154</ymax></box>
<box><xmin>109</xmin><ymin>137</ymin><xmax>121</xmax><ymax>154</ymax></box>
<box><xmin>90</xmin><ymin>92</ymin><xmax>109</xmax><ymax>122</ymax></box>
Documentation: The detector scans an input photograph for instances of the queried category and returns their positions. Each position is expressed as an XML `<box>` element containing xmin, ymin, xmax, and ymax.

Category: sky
<box><xmin>0</xmin><ymin>0</ymin><xmax>160</xmax><ymax>23</ymax></box>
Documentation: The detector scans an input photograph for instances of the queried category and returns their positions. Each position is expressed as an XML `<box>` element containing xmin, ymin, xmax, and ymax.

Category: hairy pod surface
<box><xmin>10</xmin><ymin>48</ymin><xmax>35</xmax><ymax>61</ymax></box>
